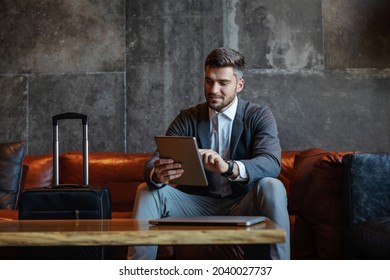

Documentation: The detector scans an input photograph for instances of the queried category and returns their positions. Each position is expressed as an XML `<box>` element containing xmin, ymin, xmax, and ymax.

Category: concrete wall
<box><xmin>0</xmin><ymin>0</ymin><xmax>389</xmax><ymax>155</ymax></box>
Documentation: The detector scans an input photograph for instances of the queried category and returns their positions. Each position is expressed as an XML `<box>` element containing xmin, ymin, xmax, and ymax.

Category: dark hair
<box><xmin>205</xmin><ymin>47</ymin><xmax>245</xmax><ymax>79</ymax></box>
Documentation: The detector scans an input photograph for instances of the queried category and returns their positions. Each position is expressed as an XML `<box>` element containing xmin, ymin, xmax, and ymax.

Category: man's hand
<box><xmin>199</xmin><ymin>149</ymin><xmax>229</xmax><ymax>174</ymax></box>
<box><xmin>153</xmin><ymin>158</ymin><xmax>184</xmax><ymax>184</ymax></box>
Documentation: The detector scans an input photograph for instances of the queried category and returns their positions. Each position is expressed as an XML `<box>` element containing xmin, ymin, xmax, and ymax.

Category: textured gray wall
<box><xmin>0</xmin><ymin>0</ymin><xmax>389</xmax><ymax>155</ymax></box>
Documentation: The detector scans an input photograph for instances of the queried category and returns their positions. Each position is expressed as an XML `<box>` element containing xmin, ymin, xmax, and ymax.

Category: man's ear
<box><xmin>236</xmin><ymin>78</ymin><xmax>245</xmax><ymax>93</ymax></box>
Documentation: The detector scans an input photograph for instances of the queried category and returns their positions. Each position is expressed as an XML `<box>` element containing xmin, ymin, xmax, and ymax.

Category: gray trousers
<box><xmin>128</xmin><ymin>177</ymin><xmax>290</xmax><ymax>260</ymax></box>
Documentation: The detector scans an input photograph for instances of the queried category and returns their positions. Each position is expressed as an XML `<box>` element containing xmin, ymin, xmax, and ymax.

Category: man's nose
<box><xmin>211</xmin><ymin>82</ymin><xmax>220</xmax><ymax>93</ymax></box>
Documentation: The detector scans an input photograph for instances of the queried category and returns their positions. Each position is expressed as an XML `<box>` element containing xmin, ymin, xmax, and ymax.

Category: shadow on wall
<box><xmin>362</xmin><ymin>2</ymin><xmax>390</xmax><ymax>66</ymax></box>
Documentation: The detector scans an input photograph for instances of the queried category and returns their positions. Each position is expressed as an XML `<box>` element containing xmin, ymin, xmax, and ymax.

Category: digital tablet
<box><xmin>155</xmin><ymin>136</ymin><xmax>208</xmax><ymax>186</ymax></box>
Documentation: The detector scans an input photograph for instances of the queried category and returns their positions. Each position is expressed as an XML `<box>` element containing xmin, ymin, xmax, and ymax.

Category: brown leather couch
<box><xmin>0</xmin><ymin>148</ymin><xmax>351</xmax><ymax>260</ymax></box>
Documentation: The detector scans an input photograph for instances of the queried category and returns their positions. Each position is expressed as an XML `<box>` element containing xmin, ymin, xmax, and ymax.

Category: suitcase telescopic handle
<box><xmin>52</xmin><ymin>112</ymin><xmax>89</xmax><ymax>187</ymax></box>
<box><xmin>52</xmin><ymin>112</ymin><xmax>88</xmax><ymax>126</ymax></box>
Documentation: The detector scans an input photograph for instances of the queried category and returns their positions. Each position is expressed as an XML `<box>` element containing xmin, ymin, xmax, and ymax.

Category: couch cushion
<box><xmin>59</xmin><ymin>152</ymin><xmax>152</xmax><ymax>212</ymax></box>
<box><xmin>0</xmin><ymin>209</ymin><xmax>18</xmax><ymax>220</ymax></box>
<box><xmin>0</xmin><ymin>141</ymin><xmax>27</xmax><ymax>210</ymax></box>
<box><xmin>289</xmin><ymin>148</ymin><xmax>350</xmax><ymax>259</ymax></box>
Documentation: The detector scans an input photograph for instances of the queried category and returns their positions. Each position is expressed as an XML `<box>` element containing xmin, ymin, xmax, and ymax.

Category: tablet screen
<box><xmin>155</xmin><ymin>136</ymin><xmax>208</xmax><ymax>186</ymax></box>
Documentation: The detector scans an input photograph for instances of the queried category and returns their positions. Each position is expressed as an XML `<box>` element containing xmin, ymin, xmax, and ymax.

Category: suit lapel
<box><xmin>230</xmin><ymin>97</ymin><xmax>245</xmax><ymax>158</ymax></box>
<box><xmin>197</xmin><ymin>103</ymin><xmax>211</xmax><ymax>149</ymax></box>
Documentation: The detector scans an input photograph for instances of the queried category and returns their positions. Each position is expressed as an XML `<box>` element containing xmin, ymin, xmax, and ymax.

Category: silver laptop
<box><xmin>149</xmin><ymin>216</ymin><xmax>266</xmax><ymax>227</ymax></box>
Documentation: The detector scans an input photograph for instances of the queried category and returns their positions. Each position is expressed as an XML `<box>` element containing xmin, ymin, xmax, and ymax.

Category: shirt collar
<box><xmin>208</xmin><ymin>96</ymin><xmax>238</xmax><ymax>121</ymax></box>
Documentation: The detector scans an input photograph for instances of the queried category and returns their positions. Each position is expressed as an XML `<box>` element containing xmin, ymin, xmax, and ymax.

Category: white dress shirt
<box><xmin>209</xmin><ymin>96</ymin><xmax>248</xmax><ymax>182</ymax></box>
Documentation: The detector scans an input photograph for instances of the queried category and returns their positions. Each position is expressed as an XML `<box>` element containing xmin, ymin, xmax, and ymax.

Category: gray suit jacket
<box><xmin>145</xmin><ymin>96</ymin><xmax>282</xmax><ymax>198</ymax></box>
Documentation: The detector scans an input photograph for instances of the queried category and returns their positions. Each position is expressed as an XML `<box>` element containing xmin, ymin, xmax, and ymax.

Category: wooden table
<box><xmin>0</xmin><ymin>218</ymin><xmax>285</xmax><ymax>247</ymax></box>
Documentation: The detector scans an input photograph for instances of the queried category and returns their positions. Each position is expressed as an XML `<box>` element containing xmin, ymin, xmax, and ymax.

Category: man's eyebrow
<box><xmin>205</xmin><ymin>77</ymin><xmax>231</xmax><ymax>83</ymax></box>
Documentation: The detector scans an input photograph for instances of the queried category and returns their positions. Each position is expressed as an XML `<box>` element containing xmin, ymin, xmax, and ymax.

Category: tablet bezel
<box><xmin>154</xmin><ymin>136</ymin><xmax>208</xmax><ymax>186</ymax></box>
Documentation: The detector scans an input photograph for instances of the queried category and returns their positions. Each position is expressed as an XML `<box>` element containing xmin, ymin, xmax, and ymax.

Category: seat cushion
<box><xmin>0</xmin><ymin>141</ymin><xmax>27</xmax><ymax>210</ymax></box>
<box><xmin>351</xmin><ymin>217</ymin><xmax>390</xmax><ymax>259</ymax></box>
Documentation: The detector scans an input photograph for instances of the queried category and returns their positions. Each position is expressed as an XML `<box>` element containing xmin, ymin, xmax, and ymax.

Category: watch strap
<box><xmin>221</xmin><ymin>160</ymin><xmax>234</xmax><ymax>177</ymax></box>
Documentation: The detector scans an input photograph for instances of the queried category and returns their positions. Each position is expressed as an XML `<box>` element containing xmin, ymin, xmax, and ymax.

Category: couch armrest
<box><xmin>342</xmin><ymin>153</ymin><xmax>390</xmax><ymax>226</ymax></box>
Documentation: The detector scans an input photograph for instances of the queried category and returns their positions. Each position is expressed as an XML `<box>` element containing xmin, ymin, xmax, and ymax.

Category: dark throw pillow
<box><xmin>0</xmin><ymin>141</ymin><xmax>27</xmax><ymax>209</ymax></box>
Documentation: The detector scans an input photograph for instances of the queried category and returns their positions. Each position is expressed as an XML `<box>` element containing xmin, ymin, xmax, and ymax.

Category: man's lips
<box><xmin>208</xmin><ymin>94</ymin><xmax>222</xmax><ymax>100</ymax></box>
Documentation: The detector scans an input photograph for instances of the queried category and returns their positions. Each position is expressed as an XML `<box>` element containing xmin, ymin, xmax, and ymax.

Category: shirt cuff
<box><xmin>229</xmin><ymin>160</ymin><xmax>248</xmax><ymax>182</ymax></box>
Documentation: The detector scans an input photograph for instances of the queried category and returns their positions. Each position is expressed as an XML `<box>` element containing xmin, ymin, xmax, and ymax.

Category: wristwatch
<box><xmin>221</xmin><ymin>160</ymin><xmax>234</xmax><ymax>177</ymax></box>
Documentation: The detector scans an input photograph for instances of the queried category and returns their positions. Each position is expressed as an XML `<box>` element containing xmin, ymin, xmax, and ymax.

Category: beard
<box><xmin>205</xmin><ymin>92</ymin><xmax>236</xmax><ymax>112</ymax></box>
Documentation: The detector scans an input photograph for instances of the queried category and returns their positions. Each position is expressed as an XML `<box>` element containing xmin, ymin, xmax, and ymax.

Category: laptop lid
<box><xmin>149</xmin><ymin>216</ymin><xmax>266</xmax><ymax>227</ymax></box>
<box><xmin>155</xmin><ymin>136</ymin><xmax>208</xmax><ymax>186</ymax></box>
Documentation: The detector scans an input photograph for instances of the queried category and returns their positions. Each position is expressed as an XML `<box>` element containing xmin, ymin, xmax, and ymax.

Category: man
<box><xmin>129</xmin><ymin>47</ymin><xmax>290</xmax><ymax>260</ymax></box>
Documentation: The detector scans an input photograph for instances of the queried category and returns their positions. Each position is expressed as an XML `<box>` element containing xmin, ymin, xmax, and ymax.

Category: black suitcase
<box><xmin>18</xmin><ymin>112</ymin><xmax>111</xmax><ymax>260</ymax></box>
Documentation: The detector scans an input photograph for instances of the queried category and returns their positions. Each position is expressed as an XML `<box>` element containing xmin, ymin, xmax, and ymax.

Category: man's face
<box><xmin>204</xmin><ymin>66</ymin><xmax>244</xmax><ymax>112</ymax></box>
